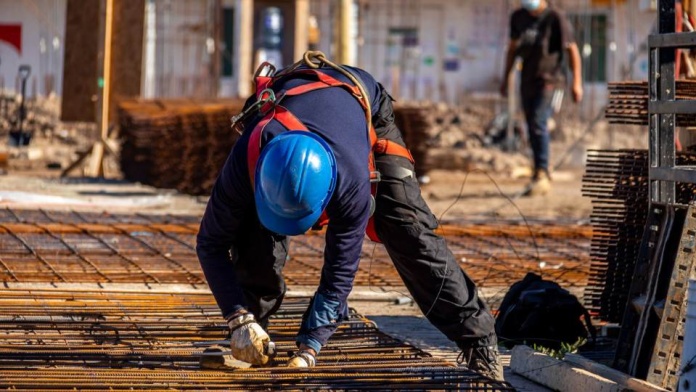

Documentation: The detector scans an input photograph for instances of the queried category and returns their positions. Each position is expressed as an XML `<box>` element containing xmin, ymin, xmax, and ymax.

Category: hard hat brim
<box><xmin>254</xmin><ymin>194</ymin><xmax>323</xmax><ymax>236</ymax></box>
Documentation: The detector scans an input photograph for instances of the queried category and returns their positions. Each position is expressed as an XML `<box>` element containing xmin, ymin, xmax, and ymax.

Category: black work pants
<box><xmin>373</xmin><ymin>151</ymin><xmax>496</xmax><ymax>347</ymax></box>
<box><xmin>372</xmin><ymin>86</ymin><xmax>496</xmax><ymax>348</ymax></box>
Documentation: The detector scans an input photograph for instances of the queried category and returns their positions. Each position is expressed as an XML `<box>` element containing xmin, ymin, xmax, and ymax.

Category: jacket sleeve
<box><xmin>296</xmin><ymin>181</ymin><xmax>371</xmax><ymax>353</ymax></box>
<box><xmin>196</xmin><ymin>144</ymin><xmax>254</xmax><ymax>320</ymax></box>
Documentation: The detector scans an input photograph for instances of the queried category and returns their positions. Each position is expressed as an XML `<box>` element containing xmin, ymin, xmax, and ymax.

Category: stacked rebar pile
<box><xmin>582</xmin><ymin>150</ymin><xmax>696</xmax><ymax>322</ymax></box>
<box><xmin>393</xmin><ymin>105</ymin><xmax>431</xmax><ymax>177</ymax></box>
<box><xmin>582</xmin><ymin>150</ymin><xmax>650</xmax><ymax>322</ymax></box>
<box><xmin>119</xmin><ymin>99</ymin><xmax>430</xmax><ymax>195</ymax></box>
<box><xmin>606</xmin><ymin>80</ymin><xmax>696</xmax><ymax>126</ymax></box>
<box><xmin>118</xmin><ymin>99</ymin><xmax>245</xmax><ymax>195</ymax></box>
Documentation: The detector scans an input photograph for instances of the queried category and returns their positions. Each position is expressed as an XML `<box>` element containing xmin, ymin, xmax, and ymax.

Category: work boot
<box><xmin>523</xmin><ymin>169</ymin><xmax>551</xmax><ymax>197</ymax></box>
<box><xmin>286</xmin><ymin>350</ymin><xmax>316</xmax><ymax>368</ymax></box>
<box><xmin>457</xmin><ymin>345</ymin><xmax>504</xmax><ymax>382</ymax></box>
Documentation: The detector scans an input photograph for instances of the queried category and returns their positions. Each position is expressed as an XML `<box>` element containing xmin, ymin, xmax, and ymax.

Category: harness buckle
<box><xmin>257</xmin><ymin>88</ymin><xmax>286</xmax><ymax>116</ymax></box>
<box><xmin>230</xmin><ymin>88</ymin><xmax>287</xmax><ymax>133</ymax></box>
<box><xmin>370</xmin><ymin>171</ymin><xmax>381</xmax><ymax>183</ymax></box>
<box><xmin>254</xmin><ymin>62</ymin><xmax>277</xmax><ymax>78</ymax></box>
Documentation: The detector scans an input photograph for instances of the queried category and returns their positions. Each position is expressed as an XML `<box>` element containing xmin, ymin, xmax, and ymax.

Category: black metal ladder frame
<box><xmin>615</xmin><ymin>0</ymin><xmax>696</xmax><ymax>386</ymax></box>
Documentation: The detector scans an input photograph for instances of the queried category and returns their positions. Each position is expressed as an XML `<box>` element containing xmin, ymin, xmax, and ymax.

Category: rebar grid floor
<box><xmin>0</xmin><ymin>208</ymin><xmax>591</xmax><ymax>289</ymax></box>
<box><xmin>0</xmin><ymin>289</ymin><xmax>512</xmax><ymax>391</ymax></box>
<box><xmin>0</xmin><ymin>208</ymin><xmax>591</xmax><ymax>390</ymax></box>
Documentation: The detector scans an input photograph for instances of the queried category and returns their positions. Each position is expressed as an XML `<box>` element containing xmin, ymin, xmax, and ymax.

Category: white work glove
<box><xmin>287</xmin><ymin>350</ymin><xmax>316</xmax><ymax>368</ymax></box>
<box><xmin>228</xmin><ymin>313</ymin><xmax>274</xmax><ymax>366</ymax></box>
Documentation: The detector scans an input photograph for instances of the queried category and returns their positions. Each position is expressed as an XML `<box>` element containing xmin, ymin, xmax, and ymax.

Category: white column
<box><xmin>235</xmin><ymin>0</ymin><xmax>253</xmax><ymax>97</ymax></box>
<box><xmin>338</xmin><ymin>0</ymin><xmax>355</xmax><ymax>65</ymax></box>
<box><xmin>294</xmin><ymin>0</ymin><xmax>309</xmax><ymax>61</ymax></box>
<box><xmin>142</xmin><ymin>0</ymin><xmax>156</xmax><ymax>98</ymax></box>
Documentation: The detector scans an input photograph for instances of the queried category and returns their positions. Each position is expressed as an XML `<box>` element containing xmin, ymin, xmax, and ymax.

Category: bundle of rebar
<box><xmin>606</xmin><ymin>80</ymin><xmax>696</xmax><ymax>126</ymax></box>
<box><xmin>393</xmin><ymin>105</ymin><xmax>431</xmax><ymax>177</ymax></box>
<box><xmin>118</xmin><ymin>99</ymin><xmax>431</xmax><ymax>195</ymax></box>
<box><xmin>582</xmin><ymin>149</ymin><xmax>696</xmax><ymax>322</ymax></box>
<box><xmin>118</xmin><ymin>99</ymin><xmax>246</xmax><ymax>195</ymax></box>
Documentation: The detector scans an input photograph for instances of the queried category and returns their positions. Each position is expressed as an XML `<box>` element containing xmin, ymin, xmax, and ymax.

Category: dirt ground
<box><xmin>1</xmin><ymin>128</ymin><xmax>597</xmax><ymax>221</ymax></box>
<box><xmin>421</xmin><ymin>168</ymin><xmax>591</xmax><ymax>222</ymax></box>
<box><xmin>0</xmin><ymin>164</ymin><xmax>591</xmax><ymax>224</ymax></box>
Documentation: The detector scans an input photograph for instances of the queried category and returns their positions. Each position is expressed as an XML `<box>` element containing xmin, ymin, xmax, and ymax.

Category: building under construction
<box><xmin>1</xmin><ymin>0</ymin><xmax>696</xmax><ymax>391</ymax></box>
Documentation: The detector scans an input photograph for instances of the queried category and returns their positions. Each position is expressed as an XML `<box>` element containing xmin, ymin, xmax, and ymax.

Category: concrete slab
<box><xmin>510</xmin><ymin>346</ymin><xmax>668</xmax><ymax>392</ymax></box>
<box><xmin>352</xmin><ymin>300</ymin><xmax>553</xmax><ymax>392</ymax></box>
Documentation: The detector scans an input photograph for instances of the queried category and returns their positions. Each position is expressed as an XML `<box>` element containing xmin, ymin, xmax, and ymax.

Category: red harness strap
<box><xmin>247</xmin><ymin>106</ymin><xmax>309</xmax><ymax>188</ymax></box>
<box><xmin>246</xmin><ymin>68</ymin><xmax>414</xmax><ymax>243</ymax></box>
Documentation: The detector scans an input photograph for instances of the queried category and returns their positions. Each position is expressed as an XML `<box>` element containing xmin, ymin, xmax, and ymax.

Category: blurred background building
<box><xmin>0</xmin><ymin>0</ymin><xmax>662</xmax><ymax>117</ymax></box>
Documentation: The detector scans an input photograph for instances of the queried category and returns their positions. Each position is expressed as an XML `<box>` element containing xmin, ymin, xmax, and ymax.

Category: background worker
<box><xmin>196</xmin><ymin>55</ymin><xmax>503</xmax><ymax>381</ymax></box>
<box><xmin>501</xmin><ymin>0</ymin><xmax>583</xmax><ymax>196</ymax></box>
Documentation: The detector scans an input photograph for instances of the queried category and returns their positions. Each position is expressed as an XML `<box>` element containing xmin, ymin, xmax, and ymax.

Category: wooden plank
<box><xmin>110</xmin><ymin>0</ymin><xmax>145</xmax><ymax>123</ymax></box>
<box><xmin>60</xmin><ymin>0</ymin><xmax>100</xmax><ymax>122</ymax></box>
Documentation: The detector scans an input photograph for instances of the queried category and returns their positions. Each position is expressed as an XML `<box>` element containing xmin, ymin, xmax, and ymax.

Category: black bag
<box><xmin>495</xmin><ymin>272</ymin><xmax>595</xmax><ymax>350</ymax></box>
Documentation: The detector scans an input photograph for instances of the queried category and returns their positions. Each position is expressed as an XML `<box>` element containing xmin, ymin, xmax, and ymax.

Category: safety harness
<box><xmin>237</xmin><ymin>52</ymin><xmax>413</xmax><ymax>242</ymax></box>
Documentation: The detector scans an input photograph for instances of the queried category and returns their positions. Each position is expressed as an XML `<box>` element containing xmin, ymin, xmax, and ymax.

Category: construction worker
<box><xmin>501</xmin><ymin>0</ymin><xmax>583</xmax><ymax>196</ymax></box>
<box><xmin>196</xmin><ymin>53</ymin><xmax>502</xmax><ymax>381</ymax></box>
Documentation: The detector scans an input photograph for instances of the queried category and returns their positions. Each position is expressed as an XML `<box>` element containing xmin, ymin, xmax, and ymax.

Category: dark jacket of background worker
<box><xmin>500</xmin><ymin>0</ymin><xmax>583</xmax><ymax>196</ymax></box>
<box><xmin>196</xmin><ymin>61</ymin><xmax>503</xmax><ymax>381</ymax></box>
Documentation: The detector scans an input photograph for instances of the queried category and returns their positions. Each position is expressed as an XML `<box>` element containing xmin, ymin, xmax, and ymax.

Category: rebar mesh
<box><xmin>0</xmin><ymin>208</ymin><xmax>591</xmax><ymax>289</ymax></box>
<box><xmin>606</xmin><ymin>80</ymin><xmax>696</xmax><ymax>126</ymax></box>
<box><xmin>0</xmin><ymin>290</ymin><xmax>513</xmax><ymax>391</ymax></box>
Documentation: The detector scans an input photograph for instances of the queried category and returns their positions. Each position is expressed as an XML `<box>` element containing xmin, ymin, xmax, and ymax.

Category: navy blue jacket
<box><xmin>196</xmin><ymin>66</ymin><xmax>382</xmax><ymax>326</ymax></box>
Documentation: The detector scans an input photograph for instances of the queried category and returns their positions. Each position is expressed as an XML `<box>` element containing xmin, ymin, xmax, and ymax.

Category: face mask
<box><xmin>521</xmin><ymin>0</ymin><xmax>541</xmax><ymax>10</ymax></box>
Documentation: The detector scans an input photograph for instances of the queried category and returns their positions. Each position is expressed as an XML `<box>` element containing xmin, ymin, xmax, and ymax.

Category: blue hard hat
<box><xmin>254</xmin><ymin>131</ymin><xmax>337</xmax><ymax>236</ymax></box>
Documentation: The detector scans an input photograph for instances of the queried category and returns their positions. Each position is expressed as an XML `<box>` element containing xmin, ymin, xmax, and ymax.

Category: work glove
<box><xmin>228</xmin><ymin>313</ymin><xmax>274</xmax><ymax>366</ymax></box>
<box><xmin>286</xmin><ymin>350</ymin><xmax>316</xmax><ymax>368</ymax></box>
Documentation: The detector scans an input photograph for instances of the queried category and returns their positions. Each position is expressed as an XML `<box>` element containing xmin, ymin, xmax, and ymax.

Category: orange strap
<box><xmin>282</xmin><ymin>69</ymin><xmax>363</xmax><ymax>101</ymax></box>
<box><xmin>374</xmin><ymin>139</ymin><xmax>414</xmax><ymax>163</ymax></box>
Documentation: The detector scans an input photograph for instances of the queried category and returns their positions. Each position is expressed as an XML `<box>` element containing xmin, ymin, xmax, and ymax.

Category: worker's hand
<box><xmin>287</xmin><ymin>349</ymin><xmax>317</xmax><ymax>368</ymax></box>
<box><xmin>572</xmin><ymin>83</ymin><xmax>583</xmax><ymax>103</ymax></box>
<box><xmin>228</xmin><ymin>313</ymin><xmax>273</xmax><ymax>366</ymax></box>
<box><xmin>499</xmin><ymin>82</ymin><xmax>508</xmax><ymax>98</ymax></box>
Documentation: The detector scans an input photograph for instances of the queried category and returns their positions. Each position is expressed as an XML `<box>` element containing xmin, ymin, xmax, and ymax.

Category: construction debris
<box><xmin>392</xmin><ymin>102</ymin><xmax>530</xmax><ymax>175</ymax></box>
<box><xmin>0</xmin><ymin>93</ymin><xmax>62</xmax><ymax>142</ymax></box>
<box><xmin>510</xmin><ymin>345</ymin><xmax>668</xmax><ymax>392</ymax></box>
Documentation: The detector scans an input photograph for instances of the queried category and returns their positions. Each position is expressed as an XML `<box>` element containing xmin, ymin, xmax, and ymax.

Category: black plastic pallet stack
<box><xmin>583</xmin><ymin>150</ymin><xmax>696</xmax><ymax>325</ymax></box>
<box><xmin>582</xmin><ymin>149</ymin><xmax>650</xmax><ymax>322</ymax></box>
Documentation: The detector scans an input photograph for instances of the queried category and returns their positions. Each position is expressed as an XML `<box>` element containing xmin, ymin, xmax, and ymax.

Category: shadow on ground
<box><xmin>365</xmin><ymin>315</ymin><xmax>458</xmax><ymax>355</ymax></box>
